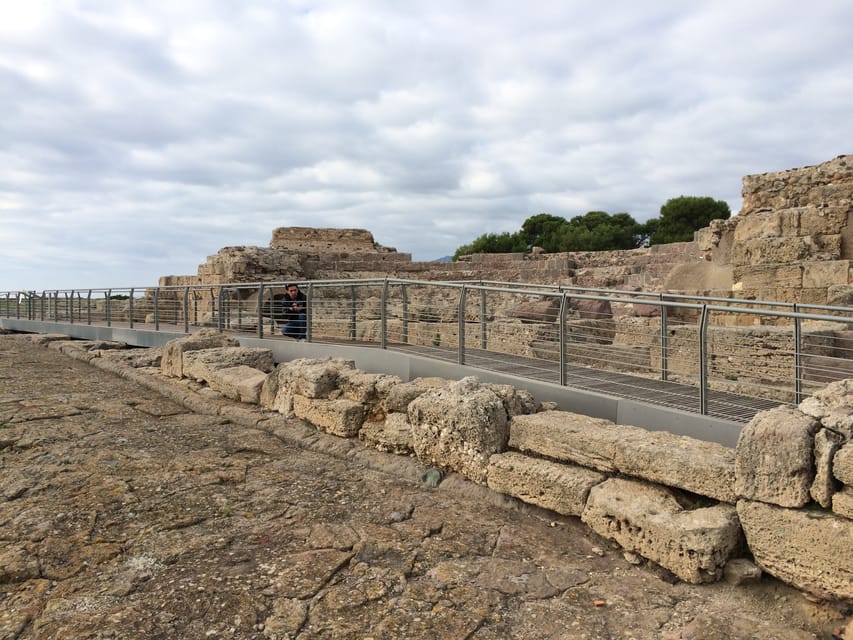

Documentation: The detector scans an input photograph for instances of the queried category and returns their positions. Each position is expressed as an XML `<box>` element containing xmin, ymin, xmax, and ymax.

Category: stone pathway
<box><xmin>0</xmin><ymin>334</ymin><xmax>849</xmax><ymax>639</ymax></box>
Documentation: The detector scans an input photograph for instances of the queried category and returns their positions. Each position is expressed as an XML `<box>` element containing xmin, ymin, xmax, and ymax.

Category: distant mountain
<box><xmin>431</xmin><ymin>255</ymin><xmax>452</xmax><ymax>263</ymax></box>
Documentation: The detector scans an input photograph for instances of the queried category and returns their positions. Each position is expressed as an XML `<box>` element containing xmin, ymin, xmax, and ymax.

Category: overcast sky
<box><xmin>2</xmin><ymin>1</ymin><xmax>852</xmax><ymax>291</ymax></box>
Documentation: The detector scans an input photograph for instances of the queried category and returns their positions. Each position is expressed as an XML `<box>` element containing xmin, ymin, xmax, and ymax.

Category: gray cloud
<box><xmin>2</xmin><ymin>1</ymin><xmax>852</xmax><ymax>290</ymax></box>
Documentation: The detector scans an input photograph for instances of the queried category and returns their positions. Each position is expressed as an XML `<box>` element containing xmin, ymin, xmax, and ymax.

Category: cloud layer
<box><xmin>2</xmin><ymin>1</ymin><xmax>852</xmax><ymax>290</ymax></box>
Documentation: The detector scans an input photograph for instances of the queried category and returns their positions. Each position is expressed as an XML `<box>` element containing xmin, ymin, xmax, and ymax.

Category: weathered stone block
<box><xmin>581</xmin><ymin>478</ymin><xmax>742</xmax><ymax>584</ymax></box>
<box><xmin>408</xmin><ymin>377</ymin><xmax>508</xmax><ymax>484</ymax></box>
<box><xmin>802</xmin><ymin>260</ymin><xmax>850</xmax><ymax>289</ymax></box>
<box><xmin>810</xmin><ymin>429</ymin><xmax>845</xmax><ymax>508</ymax></box>
<box><xmin>358</xmin><ymin>411</ymin><xmax>413</xmax><ymax>454</ymax></box>
<box><xmin>735</xmin><ymin>406</ymin><xmax>819</xmax><ymax>507</ymax></box>
<box><xmin>833</xmin><ymin>487</ymin><xmax>853</xmax><ymax>519</ymax></box>
<box><xmin>384</xmin><ymin>377</ymin><xmax>449</xmax><ymax>413</ymax></box>
<box><xmin>509</xmin><ymin>411</ymin><xmax>737</xmax><ymax>502</ymax></box>
<box><xmin>207</xmin><ymin>365</ymin><xmax>269</xmax><ymax>404</ymax></box>
<box><xmin>487</xmin><ymin>451</ymin><xmax>606</xmax><ymax>516</ymax></box>
<box><xmin>482</xmin><ymin>383</ymin><xmax>537</xmax><ymax>417</ymax></box>
<box><xmin>160</xmin><ymin>329</ymin><xmax>240</xmax><ymax>378</ymax></box>
<box><xmin>799</xmin><ymin>378</ymin><xmax>853</xmax><ymax>439</ymax></box>
<box><xmin>281</xmin><ymin>357</ymin><xmax>355</xmax><ymax>399</ymax></box>
<box><xmin>737</xmin><ymin>499</ymin><xmax>853</xmax><ymax>600</ymax></box>
<box><xmin>800</xmin><ymin>206</ymin><xmax>849</xmax><ymax>235</ymax></box>
<box><xmin>292</xmin><ymin>395</ymin><xmax>365</xmax><ymax>438</ymax></box>
<box><xmin>733</xmin><ymin>264</ymin><xmax>803</xmax><ymax>289</ymax></box>
<box><xmin>182</xmin><ymin>347</ymin><xmax>274</xmax><ymax>383</ymax></box>
<box><xmin>835</xmin><ymin>444</ymin><xmax>853</xmax><ymax>485</ymax></box>
<box><xmin>337</xmin><ymin>369</ymin><xmax>400</xmax><ymax>408</ymax></box>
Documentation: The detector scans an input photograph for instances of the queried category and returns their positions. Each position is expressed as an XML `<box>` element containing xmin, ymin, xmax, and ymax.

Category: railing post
<box><xmin>184</xmin><ymin>287</ymin><xmax>190</xmax><ymax>333</ymax></box>
<box><xmin>350</xmin><ymin>284</ymin><xmax>357</xmax><ymax>340</ymax></box>
<box><xmin>480</xmin><ymin>288</ymin><xmax>487</xmax><ymax>350</ymax></box>
<box><xmin>699</xmin><ymin>304</ymin><xmax>709</xmax><ymax>415</ymax></box>
<box><xmin>559</xmin><ymin>293</ymin><xmax>569</xmax><ymax>386</ymax></box>
<box><xmin>401</xmin><ymin>284</ymin><xmax>409</xmax><ymax>344</ymax></box>
<box><xmin>660</xmin><ymin>293</ymin><xmax>669</xmax><ymax>381</ymax></box>
<box><xmin>86</xmin><ymin>290</ymin><xmax>92</xmax><ymax>325</ymax></box>
<box><xmin>154</xmin><ymin>288</ymin><xmax>160</xmax><ymax>331</ymax></box>
<box><xmin>105</xmin><ymin>289</ymin><xmax>112</xmax><ymax>327</ymax></box>
<box><xmin>66</xmin><ymin>292</ymin><xmax>72</xmax><ymax>324</ymax></box>
<box><xmin>306</xmin><ymin>282</ymin><xmax>313</xmax><ymax>342</ymax></box>
<box><xmin>129</xmin><ymin>288</ymin><xmax>135</xmax><ymax>329</ymax></box>
<box><xmin>380</xmin><ymin>279</ymin><xmax>388</xmax><ymax>349</ymax></box>
<box><xmin>217</xmin><ymin>288</ymin><xmax>225</xmax><ymax>332</ymax></box>
<box><xmin>257</xmin><ymin>284</ymin><xmax>264</xmax><ymax>339</ymax></box>
<box><xmin>40</xmin><ymin>291</ymin><xmax>45</xmax><ymax>321</ymax></box>
<box><xmin>458</xmin><ymin>285</ymin><xmax>467</xmax><ymax>365</ymax></box>
<box><xmin>794</xmin><ymin>303</ymin><xmax>803</xmax><ymax>404</ymax></box>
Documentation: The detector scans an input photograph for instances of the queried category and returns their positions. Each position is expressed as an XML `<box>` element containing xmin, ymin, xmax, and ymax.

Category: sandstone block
<box><xmin>799</xmin><ymin>206</ymin><xmax>849</xmax><ymax>235</ymax></box>
<box><xmin>581</xmin><ymin>478</ymin><xmax>742</xmax><ymax>584</ymax></box>
<box><xmin>207</xmin><ymin>365</ymin><xmax>269</xmax><ymax>404</ymax></box>
<box><xmin>733</xmin><ymin>210</ymin><xmax>784</xmax><ymax>241</ymax></box>
<box><xmin>737</xmin><ymin>499</ymin><xmax>853</xmax><ymax>600</ymax></box>
<box><xmin>799</xmin><ymin>378</ymin><xmax>853</xmax><ymax>439</ymax></box>
<box><xmin>509</xmin><ymin>298</ymin><xmax>560</xmax><ymax>323</ymax></box>
<box><xmin>292</xmin><ymin>395</ymin><xmax>365</xmax><ymax>438</ymax></box>
<box><xmin>358</xmin><ymin>411</ymin><xmax>413</xmax><ymax>455</ymax></box>
<box><xmin>835</xmin><ymin>444</ymin><xmax>853</xmax><ymax>485</ymax></box>
<box><xmin>509</xmin><ymin>411</ymin><xmax>737</xmax><ymax>502</ymax></box>
<box><xmin>733</xmin><ymin>264</ymin><xmax>803</xmax><ymax>290</ymax></box>
<box><xmin>810</xmin><ymin>429</ymin><xmax>845</xmax><ymax>508</ymax></box>
<box><xmin>284</xmin><ymin>357</ymin><xmax>355</xmax><ymax>399</ymax></box>
<box><xmin>384</xmin><ymin>378</ymin><xmax>449</xmax><ymax>413</ymax></box>
<box><xmin>802</xmin><ymin>260</ymin><xmax>850</xmax><ymax>289</ymax></box>
<box><xmin>407</xmin><ymin>377</ymin><xmax>508</xmax><ymax>484</ymax></box>
<box><xmin>487</xmin><ymin>451</ymin><xmax>606</xmax><ymax>516</ymax></box>
<box><xmin>735</xmin><ymin>406</ymin><xmax>819</xmax><ymax>507</ymax></box>
<box><xmin>182</xmin><ymin>347</ymin><xmax>274</xmax><ymax>383</ymax></box>
<box><xmin>160</xmin><ymin>329</ymin><xmax>240</xmax><ymax>378</ymax></box>
<box><xmin>833</xmin><ymin>487</ymin><xmax>853</xmax><ymax>519</ymax></box>
<box><xmin>482</xmin><ymin>383</ymin><xmax>537</xmax><ymax>417</ymax></box>
<box><xmin>337</xmin><ymin>369</ymin><xmax>401</xmax><ymax>409</ymax></box>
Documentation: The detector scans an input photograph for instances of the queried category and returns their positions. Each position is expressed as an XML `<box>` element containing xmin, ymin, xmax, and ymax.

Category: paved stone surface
<box><xmin>0</xmin><ymin>334</ymin><xmax>850</xmax><ymax>639</ymax></box>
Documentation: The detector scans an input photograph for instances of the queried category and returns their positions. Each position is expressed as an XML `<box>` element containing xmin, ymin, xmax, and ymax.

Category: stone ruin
<box><xmin>159</xmin><ymin>155</ymin><xmax>853</xmax><ymax>307</ymax></box>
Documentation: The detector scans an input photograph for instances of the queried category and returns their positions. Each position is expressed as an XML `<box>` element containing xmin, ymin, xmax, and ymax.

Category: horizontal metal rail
<box><xmin>3</xmin><ymin>278</ymin><xmax>852</xmax><ymax>424</ymax></box>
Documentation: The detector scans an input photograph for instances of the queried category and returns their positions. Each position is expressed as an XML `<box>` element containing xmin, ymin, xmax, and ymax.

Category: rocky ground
<box><xmin>0</xmin><ymin>333</ymin><xmax>850</xmax><ymax>639</ymax></box>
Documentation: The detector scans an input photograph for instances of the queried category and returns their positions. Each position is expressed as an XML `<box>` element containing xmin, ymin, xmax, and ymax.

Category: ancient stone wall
<box><xmin>45</xmin><ymin>333</ymin><xmax>850</xmax><ymax>599</ymax></box>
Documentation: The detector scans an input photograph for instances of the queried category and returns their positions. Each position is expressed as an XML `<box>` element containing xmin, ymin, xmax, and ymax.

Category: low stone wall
<box><xmin>37</xmin><ymin>330</ymin><xmax>853</xmax><ymax>601</ymax></box>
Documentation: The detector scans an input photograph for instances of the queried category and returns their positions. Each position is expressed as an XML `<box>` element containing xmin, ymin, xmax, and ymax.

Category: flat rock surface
<box><xmin>0</xmin><ymin>334</ymin><xmax>849</xmax><ymax>639</ymax></box>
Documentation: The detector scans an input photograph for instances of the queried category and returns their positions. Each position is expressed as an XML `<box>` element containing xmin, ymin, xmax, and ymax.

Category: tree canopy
<box><xmin>646</xmin><ymin>196</ymin><xmax>731</xmax><ymax>245</ymax></box>
<box><xmin>452</xmin><ymin>195</ymin><xmax>731</xmax><ymax>259</ymax></box>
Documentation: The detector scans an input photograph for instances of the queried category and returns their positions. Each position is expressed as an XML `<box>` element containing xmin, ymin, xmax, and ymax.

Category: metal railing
<box><xmin>4</xmin><ymin>279</ymin><xmax>852</xmax><ymax>422</ymax></box>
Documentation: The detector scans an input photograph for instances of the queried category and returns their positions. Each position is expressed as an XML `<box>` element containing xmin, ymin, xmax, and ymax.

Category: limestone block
<box><xmin>733</xmin><ymin>264</ymin><xmax>803</xmax><ymax>290</ymax></box>
<box><xmin>581</xmin><ymin>478</ymin><xmax>742</xmax><ymax>584</ymax></box>
<box><xmin>182</xmin><ymin>347</ymin><xmax>274</xmax><ymax>383</ymax></box>
<box><xmin>733</xmin><ymin>210</ymin><xmax>784</xmax><ymax>241</ymax></box>
<box><xmin>835</xmin><ymin>445</ymin><xmax>853</xmax><ymax>485</ymax></box>
<box><xmin>482</xmin><ymin>383</ymin><xmax>537</xmax><ymax>418</ymax></box>
<box><xmin>160</xmin><ymin>329</ymin><xmax>240</xmax><ymax>378</ymax></box>
<box><xmin>292</xmin><ymin>395</ymin><xmax>365</xmax><ymax>438</ymax></box>
<box><xmin>732</xmin><ymin>237</ymin><xmax>817</xmax><ymax>267</ymax></box>
<box><xmin>833</xmin><ymin>487</ymin><xmax>853</xmax><ymax>519</ymax></box>
<box><xmin>359</xmin><ymin>411</ymin><xmax>413</xmax><ymax>455</ymax></box>
<box><xmin>337</xmin><ymin>369</ymin><xmax>401</xmax><ymax>409</ymax></box>
<box><xmin>735</xmin><ymin>406</ymin><xmax>819</xmax><ymax>508</ymax></box>
<box><xmin>207</xmin><ymin>365</ymin><xmax>269</xmax><ymax>404</ymax></box>
<box><xmin>572</xmin><ymin>297</ymin><xmax>613</xmax><ymax>319</ymax></box>
<box><xmin>509</xmin><ymin>412</ymin><xmax>737</xmax><ymax>502</ymax></box>
<box><xmin>799</xmin><ymin>378</ymin><xmax>853</xmax><ymax>439</ymax></box>
<box><xmin>384</xmin><ymin>377</ymin><xmax>449</xmax><ymax>413</ymax></box>
<box><xmin>508</xmin><ymin>298</ymin><xmax>560</xmax><ymax>323</ymax></box>
<box><xmin>800</xmin><ymin>206</ymin><xmax>849</xmax><ymax>236</ymax></box>
<box><xmin>737</xmin><ymin>500</ymin><xmax>853</xmax><ymax>600</ymax></box>
<box><xmin>802</xmin><ymin>260</ymin><xmax>850</xmax><ymax>289</ymax></box>
<box><xmin>283</xmin><ymin>357</ymin><xmax>356</xmax><ymax>399</ymax></box>
<box><xmin>487</xmin><ymin>451</ymin><xmax>606</xmax><ymax>516</ymax></box>
<box><xmin>407</xmin><ymin>377</ymin><xmax>508</xmax><ymax>484</ymax></box>
<box><xmin>810</xmin><ymin>429</ymin><xmax>845</xmax><ymax>508</ymax></box>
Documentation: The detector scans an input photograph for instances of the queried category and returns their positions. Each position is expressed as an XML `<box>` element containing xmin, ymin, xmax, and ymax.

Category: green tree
<box><xmin>452</xmin><ymin>231</ymin><xmax>526</xmax><ymax>260</ymax></box>
<box><xmin>520</xmin><ymin>213</ymin><xmax>568</xmax><ymax>251</ymax></box>
<box><xmin>648</xmin><ymin>196</ymin><xmax>731</xmax><ymax>245</ymax></box>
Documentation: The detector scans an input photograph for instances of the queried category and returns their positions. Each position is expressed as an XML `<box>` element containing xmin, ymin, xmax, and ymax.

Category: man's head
<box><xmin>286</xmin><ymin>284</ymin><xmax>299</xmax><ymax>296</ymax></box>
